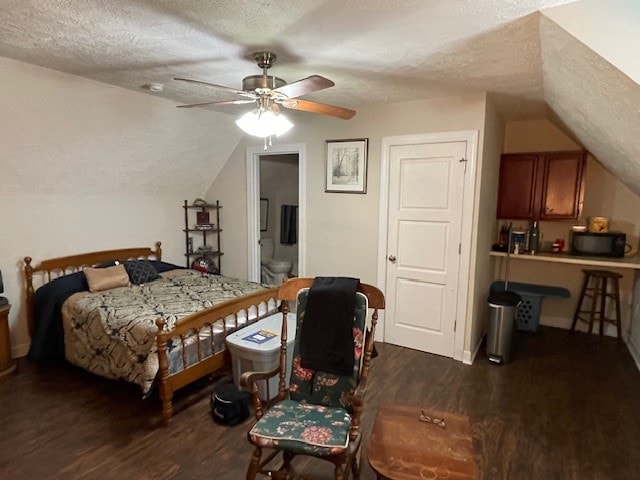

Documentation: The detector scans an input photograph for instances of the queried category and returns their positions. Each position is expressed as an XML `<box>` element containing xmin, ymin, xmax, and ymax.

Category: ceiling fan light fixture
<box><xmin>235</xmin><ymin>107</ymin><xmax>293</xmax><ymax>138</ymax></box>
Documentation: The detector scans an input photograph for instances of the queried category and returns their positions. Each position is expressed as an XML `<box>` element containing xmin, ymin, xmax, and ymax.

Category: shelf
<box><xmin>490</xmin><ymin>251</ymin><xmax>640</xmax><ymax>270</ymax></box>
<box><xmin>183</xmin><ymin>199</ymin><xmax>222</xmax><ymax>272</ymax></box>
<box><xmin>185</xmin><ymin>251</ymin><xmax>223</xmax><ymax>258</ymax></box>
<box><xmin>183</xmin><ymin>228</ymin><xmax>222</xmax><ymax>233</ymax></box>
<box><xmin>183</xmin><ymin>204</ymin><xmax>221</xmax><ymax>210</ymax></box>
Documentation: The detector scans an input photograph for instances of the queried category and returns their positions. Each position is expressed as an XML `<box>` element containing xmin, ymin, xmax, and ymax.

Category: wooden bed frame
<box><xmin>23</xmin><ymin>242</ymin><xmax>279</xmax><ymax>424</ymax></box>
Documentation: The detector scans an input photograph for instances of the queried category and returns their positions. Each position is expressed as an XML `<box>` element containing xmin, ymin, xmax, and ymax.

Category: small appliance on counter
<box><xmin>570</xmin><ymin>231</ymin><xmax>629</xmax><ymax>257</ymax></box>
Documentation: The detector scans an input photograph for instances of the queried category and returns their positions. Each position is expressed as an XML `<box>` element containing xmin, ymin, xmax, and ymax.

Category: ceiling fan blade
<box><xmin>274</xmin><ymin>75</ymin><xmax>334</xmax><ymax>99</ymax></box>
<box><xmin>174</xmin><ymin>77</ymin><xmax>255</xmax><ymax>98</ymax></box>
<box><xmin>282</xmin><ymin>99</ymin><xmax>355</xmax><ymax>120</ymax></box>
<box><xmin>177</xmin><ymin>99</ymin><xmax>256</xmax><ymax>108</ymax></box>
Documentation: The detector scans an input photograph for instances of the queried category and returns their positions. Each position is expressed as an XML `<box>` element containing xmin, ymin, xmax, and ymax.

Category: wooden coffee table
<box><xmin>367</xmin><ymin>403</ymin><xmax>478</xmax><ymax>480</ymax></box>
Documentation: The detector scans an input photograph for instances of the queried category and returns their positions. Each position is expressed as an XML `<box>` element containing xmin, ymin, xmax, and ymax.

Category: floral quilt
<box><xmin>61</xmin><ymin>269</ymin><xmax>269</xmax><ymax>395</ymax></box>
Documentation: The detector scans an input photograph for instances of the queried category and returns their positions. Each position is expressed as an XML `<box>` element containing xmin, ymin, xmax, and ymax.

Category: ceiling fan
<box><xmin>174</xmin><ymin>51</ymin><xmax>355</xmax><ymax>138</ymax></box>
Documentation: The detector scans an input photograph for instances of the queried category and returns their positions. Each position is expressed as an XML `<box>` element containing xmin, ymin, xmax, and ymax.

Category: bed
<box><xmin>24</xmin><ymin>242</ymin><xmax>279</xmax><ymax>424</ymax></box>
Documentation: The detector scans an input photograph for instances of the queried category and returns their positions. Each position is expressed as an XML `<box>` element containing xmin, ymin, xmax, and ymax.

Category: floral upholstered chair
<box><xmin>240</xmin><ymin>277</ymin><xmax>385</xmax><ymax>480</ymax></box>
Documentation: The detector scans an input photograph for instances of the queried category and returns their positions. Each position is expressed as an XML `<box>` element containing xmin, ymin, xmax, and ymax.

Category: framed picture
<box><xmin>325</xmin><ymin>138</ymin><xmax>368</xmax><ymax>193</ymax></box>
<box><xmin>260</xmin><ymin>198</ymin><xmax>269</xmax><ymax>232</ymax></box>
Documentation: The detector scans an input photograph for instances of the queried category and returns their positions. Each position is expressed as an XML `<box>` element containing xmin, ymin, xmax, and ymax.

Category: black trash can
<box><xmin>486</xmin><ymin>290</ymin><xmax>521</xmax><ymax>364</ymax></box>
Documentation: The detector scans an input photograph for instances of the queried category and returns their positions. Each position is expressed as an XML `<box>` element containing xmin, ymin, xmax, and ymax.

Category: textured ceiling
<box><xmin>0</xmin><ymin>0</ymin><xmax>577</xmax><ymax>120</ymax></box>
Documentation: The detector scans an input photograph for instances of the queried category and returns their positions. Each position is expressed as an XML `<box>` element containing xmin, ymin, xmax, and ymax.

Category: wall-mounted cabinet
<box><xmin>496</xmin><ymin>150</ymin><xmax>586</xmax><ymax>220</ymax></box>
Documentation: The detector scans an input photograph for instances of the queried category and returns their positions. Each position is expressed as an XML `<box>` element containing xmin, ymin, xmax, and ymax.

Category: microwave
<box><xmin>571</xmin><ymin>231</ymin><xmax>627</xmax><ymax>257</ymax></box>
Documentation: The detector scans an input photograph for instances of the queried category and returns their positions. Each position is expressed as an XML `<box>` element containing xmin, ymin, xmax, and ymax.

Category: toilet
<box><xmin>260</xmin><ymin>238</ymin><xmax>292</xmax><ymax>285</ymax></box>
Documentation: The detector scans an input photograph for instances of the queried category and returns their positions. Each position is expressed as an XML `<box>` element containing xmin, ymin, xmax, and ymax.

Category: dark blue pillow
<box><xmin>148</xmin><ymin>260</ymin><xmax>184</xmax><ymax>273</ymax></box>
<box><xmin>123</xmin><ymin>260</ymin><xmax>160</xmax><ymax>285</ymax></box>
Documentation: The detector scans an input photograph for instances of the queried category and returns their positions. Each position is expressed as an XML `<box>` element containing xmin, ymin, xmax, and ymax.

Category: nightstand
<box><xmin>0</xmin><ymin>304</ymin><xmax>16</xmax><ymax>380</ymax></box>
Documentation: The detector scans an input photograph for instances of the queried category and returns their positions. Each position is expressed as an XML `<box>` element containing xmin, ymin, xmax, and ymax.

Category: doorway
<box><xmin>246</xmin><ymin>143</ymin><xmax>307</xmax><ymax>283</ymax></box>
<box><xmin>377</xmin><ymin>132</ymin><xmax>478</xmax><ymax>361</ymax></box>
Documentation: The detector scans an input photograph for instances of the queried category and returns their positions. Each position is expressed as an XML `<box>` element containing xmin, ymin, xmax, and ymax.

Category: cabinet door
<box><xmin>540</xmin><ymin>151</ymin><xmax>585</xmax><ymax>220</ymax></box>
<box><xmin>496</xmin><ymin>154</ymin><xmax>539</xmax><ymax>219</ymax></box>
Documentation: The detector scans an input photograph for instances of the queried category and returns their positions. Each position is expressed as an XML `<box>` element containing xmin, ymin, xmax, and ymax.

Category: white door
<box><xmin>384</xmin><ymin>140</ymin><xmax>467</xmax><ymax>357</ymax></box>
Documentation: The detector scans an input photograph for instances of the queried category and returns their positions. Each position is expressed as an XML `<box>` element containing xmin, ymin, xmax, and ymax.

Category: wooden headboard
<box><xmin>23</xmin><ymin>241</ymin><xmax>162</xmax><ymax>337</ymax></box>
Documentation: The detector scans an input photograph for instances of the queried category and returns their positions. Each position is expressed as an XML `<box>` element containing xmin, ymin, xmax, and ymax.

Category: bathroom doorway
<box><xmin>259</xmin><ymin>154</ymin><xmax>299</xmax><ymax>284</ymax></box>
<box><xmin>246</xmin><ymin>143</ymin><xmax>306</xmax><ymax>283</ymax></box>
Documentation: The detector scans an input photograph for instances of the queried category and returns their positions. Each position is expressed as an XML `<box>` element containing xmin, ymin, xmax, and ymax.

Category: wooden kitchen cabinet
<box><xmin>496</xmin><ymin>150</ymin><xmax>586</xmax><ymax>220</ymax></box>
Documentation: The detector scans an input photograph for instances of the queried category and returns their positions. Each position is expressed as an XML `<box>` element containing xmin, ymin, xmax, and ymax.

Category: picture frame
<box><xmin>260</xmin><ymin>198</ymin><xmax>269</xmax><ymax>232</ymax></box>
<box><xmin>325</xmin><ymin>138</ymin><xmax>368</xmax><ymax>193</ymax></box>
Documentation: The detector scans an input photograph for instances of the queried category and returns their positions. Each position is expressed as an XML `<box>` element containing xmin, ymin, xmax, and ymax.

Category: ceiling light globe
<box><xmin>236</xmin><ymin>109</ymin><xmax>293</xmax><ymax>138</ymax></box>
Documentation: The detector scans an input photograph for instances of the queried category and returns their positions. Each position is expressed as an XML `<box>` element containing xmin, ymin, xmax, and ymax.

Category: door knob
<box><xmin>388</xmin><ymin>255</ymin><xmax>396</xmax><ymax>262</ymax></box>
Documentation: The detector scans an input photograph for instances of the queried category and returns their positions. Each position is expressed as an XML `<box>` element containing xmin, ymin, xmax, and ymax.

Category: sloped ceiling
<box><xmin>539</xmin><ymin>0</ymin><xmax>640</xmax><ymax>197</ymax></box>
<box><xmin>1</xmin><ymin>0</ymin><xmax>639</xmax><ymax>197</ymax></box>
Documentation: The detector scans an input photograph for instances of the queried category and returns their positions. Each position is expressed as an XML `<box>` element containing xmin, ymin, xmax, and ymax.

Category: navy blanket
<box><xmin>299</xmin><ymin>277</ymin><xmax>359</xmax><ymax>375</ymax></box>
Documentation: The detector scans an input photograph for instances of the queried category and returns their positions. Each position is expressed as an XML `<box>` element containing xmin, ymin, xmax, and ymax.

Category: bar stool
<box><xmin>571</xmin><ymin>269</ymin><xmax>622</xmax><ymax>339</ymax></box>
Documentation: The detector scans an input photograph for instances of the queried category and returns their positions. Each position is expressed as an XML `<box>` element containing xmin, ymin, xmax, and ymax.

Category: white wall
<box><xmin>207</xmin><ymin>93</ymin><xmax>489</xmax><ymax>357</ymax></box>
<box><xmin>0</xmin><ymin>57</ymin><xmax>242</xmax><ymax>357</ymax></box>
<box><xmin>465</xmin><ymin>97</ymin><xmax>505</xmax><ymax>362</ymax></box>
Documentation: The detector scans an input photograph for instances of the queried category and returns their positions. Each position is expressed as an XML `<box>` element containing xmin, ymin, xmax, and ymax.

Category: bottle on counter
<box><xmin>529</xmin><ymin>221</ymin><xmax>540</xmax><ymax>254</ymax></box>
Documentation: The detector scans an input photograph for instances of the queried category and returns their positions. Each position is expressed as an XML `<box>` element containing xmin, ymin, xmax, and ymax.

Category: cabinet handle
<box><xmin>388</xmin><ymin>255</ymin><xmax>397</xmax><ymax>262</ymax></box>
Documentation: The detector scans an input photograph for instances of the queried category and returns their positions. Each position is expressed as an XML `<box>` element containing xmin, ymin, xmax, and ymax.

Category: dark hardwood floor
<box><xmin>1</xmin><ymin>327</ymin><xmax>639</xmax><ymax>480</ymax></box>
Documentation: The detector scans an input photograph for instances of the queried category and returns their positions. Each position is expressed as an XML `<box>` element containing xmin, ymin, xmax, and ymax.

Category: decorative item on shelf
<box><xmin>187</xmin><ymin>237</ymin><xmax>194</xmax><ymax>254</ymax></box>
<box><xmin>195</xmin><ymin>223</ymin><xmax>216</xmax><ymax>230</ymax></box>
<box><xmin>191</xmin><ymin>256</ymin><xmax>219</xmax><ymax>275</ymax></box>
<box><xmin>197</xmin><ymin>245</ymin><xmax>214</xmax><ymax>254</ymax></box>
<box><xmin>192</xmin><ymin>198</ymin><xmax>208</xmax><ymax>207</ymax></box>
<box><xmin>196</xmin><ymin>211</ymin><xmax>210</xmax><ymax>225</ymax></box>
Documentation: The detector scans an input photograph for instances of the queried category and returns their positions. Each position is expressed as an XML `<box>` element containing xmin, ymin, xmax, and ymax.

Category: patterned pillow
<box><xmin>84</xmin><ymin>264</ymin><xmax>130</xmax><ymax>292</ymax></box>
<box><xmin>123</xmin><ymin>260</ymin><xmax>160</xmax><ymax>285</ymax></box>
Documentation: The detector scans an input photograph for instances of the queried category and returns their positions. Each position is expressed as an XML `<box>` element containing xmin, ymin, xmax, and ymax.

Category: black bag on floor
<box><xmin>210</xmin><ymin>384</ymin><xmax>251</xmax><ymax>426</ymax></box>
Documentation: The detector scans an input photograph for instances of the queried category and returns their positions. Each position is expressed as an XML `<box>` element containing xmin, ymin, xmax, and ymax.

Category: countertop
<box><xmin>490</xmin><ymin>250</ymin><xmax>640</xmax><ymax>270</ymax></box>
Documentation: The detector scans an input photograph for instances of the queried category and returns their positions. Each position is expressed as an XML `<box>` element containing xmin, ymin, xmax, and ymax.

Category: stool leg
<box><xmin>612</xmin><ymin>277</ymin><xmax>623</xmax><ymax>340</ymax></box>
<box><xmin>571</xmin><ymin>273</ymin><xmax>590</xmax><ymax>332</ymax></box>
<box><xmin>599</xmin><ymin>277</ymin><xmax>608</xmax><ymax>336</ymax></box>
<box><xmin>587</xmin><ymin>276</ymin><xmax>600</xmax><ymax>335</ymax></box>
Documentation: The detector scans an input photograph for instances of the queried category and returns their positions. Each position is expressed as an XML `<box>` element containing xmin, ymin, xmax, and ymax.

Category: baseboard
<box><xmin>540</xmin><ymin>315</ymin><xmax>621</xmax><ymax>339</ymax></box>
<box><xmin>462</xmin><ymin>333</ymin><xmax>484</xmax><ymax>365</ymax></box>
<box><xmin>627</xmin><ymin>338</ymin><xmax>640</xmax><ymax>372</ymax></box>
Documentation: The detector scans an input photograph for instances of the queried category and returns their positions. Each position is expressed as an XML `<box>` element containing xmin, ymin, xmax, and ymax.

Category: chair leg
<box><xmin>571</xmin><ymin>273</ymin><xmax>590</xmax><ymax>332</ymax></box>
<box><xmin>247</xmin><ymin>447</ymin><xmax>262</xmax><ymax>480</ymax></box>
<box><xmin>599</xmin><ymin>277</ymin><xmax>608</xmax><ymax>336</ymax></box>
<box><xmin>612</xmin><ymin>277</ymin><xmax>623</xmax><ymax>340</ymax></box>
<box><xmin>334</xmin><ymin>465</ymin><xmax>347</xmax><ymax>480</ymax></box>
<box><xmin>587</xmin><ymin>276</ymin><xmax>600</xmax><ymax>334</ymax></box>
<box><xmin>351</xmin><ymin>447</ymin><xmax>362</xmax><ymax>480</ymax></box>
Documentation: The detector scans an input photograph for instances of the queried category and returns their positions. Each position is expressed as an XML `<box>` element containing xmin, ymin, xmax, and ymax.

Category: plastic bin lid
<box><xmin>226</xmin><ymin>312</ymin><xmax>297</xmax><ymax>354</ymax></box>
<box><xmin>488</xmin><ymin>290</ymin><xmax>521</xmax><ymax>306</ymax></box>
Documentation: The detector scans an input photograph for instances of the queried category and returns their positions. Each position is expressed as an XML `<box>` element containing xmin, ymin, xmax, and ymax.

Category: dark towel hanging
<box><xmin>280</xmin><ymin>205</ymin><xmax>297</xmax><ymax>245</ymax></box>
<box><xmin>300</xmin><ymin>276</ymin><xmax>359</xmax><ymax>375</ymax></box>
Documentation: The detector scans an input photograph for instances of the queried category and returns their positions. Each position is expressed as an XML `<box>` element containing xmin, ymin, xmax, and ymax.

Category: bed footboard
<box><xmin>155</xmin><ymin>287</ymin><xmax>280</xmax><ymax>425</ymax></box>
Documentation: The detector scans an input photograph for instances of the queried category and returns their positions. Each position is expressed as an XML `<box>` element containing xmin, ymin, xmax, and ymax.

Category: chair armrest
<box><xmin>239</xmin><ymin>367</ymin><xmax>280</xmax><ymax>390</ymax></box>
<box><xmin>346</xmin><ymin>376</ymin><xmax>369</xmax><ymax>440</ymax></box>
<box><xmin>240</xmin><ymin>367</ymin><xmax>282</xmax><ymax>420</ymax></box>
<box><xmin>351</xmin><ymin>375</ymin><xmax>368</xmax><ymax>404</ymax></box>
